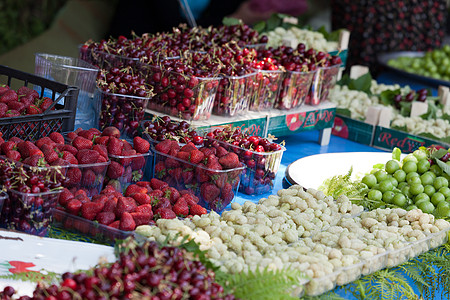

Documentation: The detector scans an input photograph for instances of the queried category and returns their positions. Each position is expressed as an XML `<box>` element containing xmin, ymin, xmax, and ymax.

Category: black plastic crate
<box><xmin>0</xmin><ymin>65</ymin><xmax>79</xmax><ymax>140</ymax></box>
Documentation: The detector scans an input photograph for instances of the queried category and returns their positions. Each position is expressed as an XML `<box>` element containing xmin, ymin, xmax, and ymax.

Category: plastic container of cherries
<box><xmin>250</xmin><ymin>68</ymin><xmax>283</xmax><ymax>111</ymax></box>
<box><xmin>275</xmin><ymin>69</ymin><xmax>316</xmax><ymax>110</ymax></box>
<box><xmin>307</xmin><ymin>64</ymin><xmax>340</xmax><ymax>106</ymax></box>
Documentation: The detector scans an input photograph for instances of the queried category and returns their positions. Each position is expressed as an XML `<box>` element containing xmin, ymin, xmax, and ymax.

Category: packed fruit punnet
<box><xmin>142</xmin><ymin>116</ymin><xmax>204</xmax><ymax>146</ymax></box>
<box><xmin>0</xmin><ymin>239</ymin><xmax>235</xmax><ymax>300</ymax></box>
<box><xmin>96</xmin><ymin>66</ymin><xmax>154</xmax><ymax>139</ymax></box>
<box><xmin>204</xmin><ymin>127</ymin><xmax>284</xmax><ymax>194</ymax></box>
<box><xmin>56</xmin><ymin>178</ymin><xmax>207</xmax><ymax>232</ymax></box>
<box><xmin>153</xmin><ymin>138</ymin><xmax>244</xmax><ymax>212</ymax></box>
<box><xmin>0</xmin><ymin>85</ymin><xmax>55</xmax><ymax>118</ymax></box>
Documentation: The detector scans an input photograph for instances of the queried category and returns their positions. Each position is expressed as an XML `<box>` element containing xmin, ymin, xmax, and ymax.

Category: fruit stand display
<box><xmin>1</xmin><ymin>18</ymin><xmax>450</xmax><ymax>300</ymax></box>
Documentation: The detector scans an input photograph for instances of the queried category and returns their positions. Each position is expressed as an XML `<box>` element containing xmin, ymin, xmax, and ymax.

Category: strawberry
<box><xmin>91</xmin><ymin>155</ymin><xmax>108</xmax><ymax>174</ymax></box>
<box><xmin>24</xmin><ymin>104</ymin><xmax>40</xmax><ymax>115</ymax></box>
<box><xmin>122</xmin><ymin>140</ymin><xmax>133</xmax><ymax>151</ymax></box>
<box><xmin>148</xmin><ymin>190</ymin><xmax>164</xmax><ymax>206</ymax></box>
<box><xmin>189</xmin><ymin>149</ymin><xmax>205</xmax><ymax>164</ymax></box>
<box><xmin>81</xmin><ymin>202</ymin><xmax>103</xmax><ymax>220</ymax></box>
<box><xmin>115</xmin><ymin>196</ymin><xmax>137</xmax><ymax>218</ymax></box>
<box><xmin>119</xmin><ymin>149</ymin><xmax>136</xmax><ymax>167</ymax></box>
<box><xmin>154</xmin><ymin>161</ymin><xmax>166</xmax><ymax>177</ymax></box>
<box><xmin>62</xmin><ymin>151</ymin><xmax>78</xmax><ymax>164</ymax></box>
<box><xmin>72</xmin><ymin>136</ymin><xmax>93</xmax><ymax>150</ymax></box>
<box><xmin>154</xmin><ymin>208</ymin><xmax>176</xmax><ymax>219</ymax></box>
<box><xmin>66</xmin><ymin>167</ymin><xmax>82</xmax><ymax>185</ymax></box>
<box><xmin>49</xmin><ymin>132</ymin><xmax>65</xmax><ymax>144</ymax></box>
<box><xmin>215</xmin><ymin>146</ymin><xmax>228</xmax><ymax>158</ymax></box>
<box><xmin>119</xmin><ymin>212</ymin><xmax>136</xmax><ymax>231</ymax></box>
<box><xmin>66</xmin><ymin>199</ymin><xmax>82</xmax><ymax>215</ymax></box>
<box><xmin>66</xmin><ymin>131</ymin><xmax>78</xmax><ymax>141</ymax></box>
<box><xmin>214</xmin><ymin>173</ymin><xmax>228</xmax><ymax>189</ymax></box>
<box><xmin>7</xmin><ymin>101</ymin><xmax>25</xmax><ymax>113</ymax></box>
<box><xmin>1</xmin><ymin>141</ymin><xmax>16</xmax><ymax>154</ymax></box>
<box><xmin>168</xmin><ymin>167</ymin><xmax>182</xmax><ymax>182</ymax></box>
<box><xmin>180</xmin><ymin>193</ymin><xmax>199</xmax><ymax>207</ymax></box>
<box><xmin>162</xmin><ymin>186</ymin><xmax>181</xmax><ymax>204</ymax></box>
<box><xmin>173</xmin><ymin>199</ymin><xmax>189</xmax><ymax>217</ymax></box>
<box><xmin>0</xmin><ymin>89</ymin><xmax>18</xmax><ymax>103</ymax></box>
<box><xmin>50</xmin><ymin>157</ymin><xmax>70</xmax><ymax>167</ymax></box>
<box><xmin>17</xmin><ymin>141</ymin><xmax>38</xmax><ymax>158</ymax></box>
<box><xmin>93</xmin><ymin>144</ymin><xmax>108</xmax><ymax>159</ymax></box>
<box><xmin>62</xmin><ymin>144</ymin><xmax>78</xmax><ymax>155</ymax></box>
<box><xmin>131</xmin><ymin>155</ymin><xmax>146</xmax><ymax>170</ymax></box>
<box><xmin>175</xmin><ymin>152</ymin><xmax>190</xmax><ymax>163</ymax></box>
<box><xmin>133</xmin><ymin>136</ymin><xmax>150</xmax><ymax>153</ymax></box>
<box><xmin>78</xmin><ymin>130</ymin><xmax>96</xmax><ymax>141</ymax></box>
<box><xmin>28</xmin><ymin>148</ymin><xmax>44</xmax><ymax>157</ymax></box>
<box><xmin>218</xmin><ymin>152</ymin><xmax>240</xmax><ymax>169</ymax></box>
<box><xmin>77</xmin><ymin>149</ymin><xmax>100</xmax><ymax>165</ymax></box>
<box><xmin>19</xmin><ymin>94</ymin><xmax>34</xmax><ymax>107</ymax></box>
<box><xmin>222</xmin><ymin>182</ymin><xmax>234</xmax><ymax>203</ymax></box>
<box><xmin>130</xmin><ymin>212</ymin><xmax>152</xmax><ymax>226</ymax></box>
<box><xmin>155</xmin><ymin>140</ymin><xmax>179</xmax><ymax>154</ymax></box>
<box><xmin>101</xmin><ymin>126</ymin><xmax>121</xmax><ymax>138</ymax></box>
<box><xmin>94</xmin><ymin>135</ymin><xmax>109</xmax><ymax>146</ymax></box>
<box><xmin>39</xmin><ymin>97</ymin><xmax>53</xmax><ymax>111</ymax></box>
<box><xmin>108</xmin><ymin>220</ymin><xmax>120</xmax><ymax>229</ymax></box>
<box><xmin>17</xmin><ymin>86</ymin><xmax>38</xmax><ymax>98</ymax></box>
<box><xmin>81</xmin><ymin>169</ymin><xmax>97</xmax><ymax>186</ymax></box>
<box><xmin>96</xmin><ymin>211</ymin><xmax>116</xmax><ymax>225</ymax></box>
<box><xmin>136</xmin><ymin>181</ymin><xmax>152</xmax><ymax>189</ymax></box>
<box><xmin>5</xmin><ymin>150</ymin><xmax>21</xmax><ymax>162</ymax></box>
<box><xmin>22</xmin><ymin>155</ymin><xmax>45</xmax><ymax>167</ymax></box>
<box><xmin>180</xmin><ymin>142</ymin><xmax>197</xmax><ymax>153</ymax></box>
<box><xmin>107</xmin><ymin>137</ymin><xmax>123</xmax><ymax>156</ymax></box>
<box><xmin>200</xmin><ymin>147</ymin><xmax>216</xmax><ymax>157</ymax></box>
<box><xmin>59</xmin><ymin>188</ymin><xmax>74</xmax><ymax>206</ymax></box>
<box><xmin>107</xmin><ymin>161</ymin><xmax>124</xmax><ymax>179</ymax></box>
<box><xmin>181</xmin><ymin>170</ymin><xmax>194</xmax><ymax>184</ymax></box>
<box><xmin>196</xmin><ymin>168</ymin><xmax>210</xmax><ymax>183</ymax></box>
<box><xmin>190</xmin><ymin>204</ymin><xmax>207</xmax><ymax>216</ymax></box>
<box><xmin>0</xmin><ymin>102</ymin><xmax>8</xmax><ymax>117</ymax></box>
<box><xmin>43</xmin><ymin>148</ymin><xmax>58</xmax><ymax>164</ymax></box>
<box><xmin>135</xmin><ymin>204</ymin><xmax>153</xmax><ymax>215</ymax></box>
<box><xmin>35</xmin><ymin>137</ymin><xmax>55</xmax><ymax>149</ymax></box>
<box><xmin>150</xmin><ymin>178</ymin><xmax>169</xmax><ymax>190</ymax></box>
<box><xmin>132</xmin><ymin>193</ymin><xmax>151</xmax><ymax>205</ymax></box>
<box><xmin>5</xmin><ymin>110</ymin><xmax>20</xmax><ymax>117</ymax></box>
<box><xmin>124</xmin><ymin>184</ymin><xmax>148</xmax><ymax>196</ymax></box>
<box><xmin>154</xmin><ymin>197</ymin><xmax>172</xmax><ymax>210</ymax></box>
<box><xmin>103</xmin><ymin>198</ymin><xmax>118</xmax><ymax>212</ymax></box>
<box><xmin>200</xmin><ymin>182</ymin><xmax>220</xmax><ymax>203</ymax></box>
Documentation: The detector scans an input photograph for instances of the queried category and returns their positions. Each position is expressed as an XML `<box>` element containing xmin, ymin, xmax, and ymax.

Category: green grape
<box><xmin>394</xmin><ymin>169</ymin><xmax>406</xmax><ymax>182</ymax></box>
<box><xmin>383</xmin><ymin>191</ymin><xmax>395</xmax><ymax>203</ymax></box>
<box><xmin>418</xmin><ymin>201</ymin><xmax>435</xmax><ymax>214</ymax></box>
<box><xmin>407</xmin><ymin>176</ymin><xmax>422</xmax><ymax>185</ymax></box>
<box><xmin>414</xmin><ymin>192</ymin><xmax>430</xmax><ymax>203</ymax></box>
<box><xmin>436</xmin><ymin>201</ymin><xmax>450</xmax><ymax>217</ymax></box>
<box><xmin>393</xmin><ymin>193</ymin><xmax>407</xmax><ymax>207</ymax></box>
<box><xmin>431</xmin><ymin>192</ymin><xmax>446</xmax><ymax>206</ymax></box>
<box><xmin>424</xmin><ymin>185</ymin><xmax>436</xmax><ymax>197</ymax></box>
<box><xmin>385</xmin><ymin>160</ymin><xmax>400</xmax><ymax>174</ymax></box>
<box><xmin>420</xmin><ymin>173</ymin><xmax>434</xmax><ymax>186</ymax></box>
<box><xmin>374</xmin><ymin>170</ymin><xmax>388</xmax><ymax>182</ymax></box>
<box><xmin>362</xmin><ymin>174</ymin><xmax>377</xmax><ymax>188</ymax></box>
<box><xmin>412</xmin><ymin>149</ymin><xmax>427</xmax><ymax>161</ymax></box>
<box><xmin>368</xmin><ymin>189</ymin><xmax>383</xmax><ymax>201</ymax></box>
<box><xmin>406</xmin><ymin>205</ymin><xmax>418</xmax><ymax>211</ymax></box>
<box><xmin>389</xmin><ymin>177</ymin><xmax>398</xmax><ymax>188</ymax></box>
<box><xmin>409</xmin><ymin>183</ymin><xmax>424</xmax><ymax>196</ymax></box>
<box><xmin>417</xmin><ymin>159</ymin><xmax>430</xmax><ymax>174</ymax></box>
<box><xmin>434</xmin><ymin>176</ymin><xmax>449</xmax><ymax>190</ymax></box>
<box><xmin>430</xmin><ymin>164</ymin><xmax>443</xmax><ymax>176</ymax></box>
<box><xmin>438</xmin><ymin>186</ymin><xmax>450</xmax><ymax>198</ymax></box>
<box><xmin>379</xmin><ymin>179</ymin><xmax>394</xmax><ymax>193</ymax></box>
<box><xmin>402</xmin><ymin>161</ymin><xmax>418</xmax><ymax>173</ymax></box>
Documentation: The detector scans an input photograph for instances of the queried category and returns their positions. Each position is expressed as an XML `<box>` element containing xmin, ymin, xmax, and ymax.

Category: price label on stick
<box><xmin>438</xmin><ymin>86</ymin><xmax>450</xmax><ymax>106</ymax></box>
<box><xmin>338</xmin><ymin>30</ymin><xmax>350</xmax><ymax>50</ymax></box>
<box><xmin>410</xmin><ymin>102</ymin><xmax>428</xmax><ymax>118</ymax></box>
<box><xmin>378</xmin><ymin>106</ymin><xmax>392</xmax><ymax>128</ymax></box>
<box><xmin>350</xmin><ymin>65</ymin><xmax>369</xmax><ymax>79</ymax></box>
<box><xmin>365</xmin><ymin>106</ymin><xmax>381</xmax><ymax>125</ymax></box>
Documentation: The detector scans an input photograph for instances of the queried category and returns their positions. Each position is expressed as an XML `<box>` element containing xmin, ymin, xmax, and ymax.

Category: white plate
<box><xmin>0</xmin><ymin>230</ymin><xmax>115</xmax><ymax>296</ymax></box>
<box><xmin>286</xmin><ymin>152</ymin><xmax>395</xmax><ymax>189</ymax></box>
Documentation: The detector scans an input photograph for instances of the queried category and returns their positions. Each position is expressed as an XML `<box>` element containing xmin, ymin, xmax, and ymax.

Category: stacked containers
<box><xmin>34</xmin><ymin>53</ymin><xmax>99</xmax><ymax>130</ymax></box>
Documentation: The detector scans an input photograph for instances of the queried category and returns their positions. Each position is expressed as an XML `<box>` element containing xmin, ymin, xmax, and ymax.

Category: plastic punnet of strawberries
<box><xmin>55</xmin><ymin>179</ymin><xmax>207</xmax><ymax>237</ymax></box>
<box><xmin>0</xmin><ymin>85</ymin><xmax>56</xmax><ymax>118</ymax></box>
<box><xmin>152</xmin><ymin>138</ymin><xmax>245</xmax><ymax>212</ymax></box>
<box><xmin>204</xmin><ymin>127</ymin><xmax>285</xmax><ymax>195</ymax></box>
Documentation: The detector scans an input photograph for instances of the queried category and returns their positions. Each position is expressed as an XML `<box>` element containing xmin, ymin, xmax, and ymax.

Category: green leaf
<box><xmin>336</xmin><ymin>108</ymin><xmax>351</xmax><ymax>117</ymax></box>
<box><xmin>379</xmin><ymin>89</ymin><xmax>400</xmax><ymax>106</ymax></box>
<box><xmin>253</xmin><ymin>21</ymin><xmax>266</xmax><ymax>33</ymax></box>
<box><xmin>392</xmin><ymin>147</ymin><xmax>402</xmax><ymax>161</ymax></box>
<box><xmin>430</xmin><ymin>148</ymin><xmax>448</xmax><ymax>160</ymax></box>
<box><xmin>347</xmin><ymin>73</ymin><xmax>373</xmax><ymax>94</ymax></box>
<box><xmin>337</xmin><ymin>74</ymin><xmax>352</xmax><ymax>87</ymax></box>
<box><xmin>436</xmin><ymin>159</ymin><xmax>450</xmax><ymax>176</ymax></box>
<box><xmin>222</xmin><ymin>17</ymin><xmax>242</xmax><ymax>26</ymax></box>
<box><xmin>265</xmin><ymin>13</ymin><xmax>282</xmax><ymax>31</ymax></box>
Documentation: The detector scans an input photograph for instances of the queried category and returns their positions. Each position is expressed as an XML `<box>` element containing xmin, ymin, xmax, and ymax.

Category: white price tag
<box><xmin>365</xmin><ymin>106</ymin><xmax>381</xmax><ymax>125</ymax></box>
<box><xmin>350</xmin><ymin>65</ymin><xmax>369</xmax><ymax>79</ymax></box>
<box><xmin>378</xmin><ymin>107</ymin><xmax>392</xmax><ymax>128</ymax></box>
<box><xmin>438</xmin><ymin>86</ymin><xmax>450</xmax><ymax>106</ymax></box>
<box><xmin>338</xmin><ymin>30</ymin><xmax>350</xmax><ymax>50</ymax></box>
<box><xmin>410</xmin><ymin>102</ymin><xmax>429</xmax><ymax>118</ymax></box>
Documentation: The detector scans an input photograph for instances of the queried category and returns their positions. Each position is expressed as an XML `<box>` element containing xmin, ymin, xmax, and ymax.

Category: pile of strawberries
<box><xmin>153</xmin><ymin>139</ymin><xmax>243</xmax><ymax>212</ymax></box>
<box><xmin>0</xmin><ymin>85</ymin><xmax>54</xmax><ymax>118</ymax></box>
<box><xmin>55</xmin><ymin>178</ymin><xmax>207</xmax><ymax>234</ymax></box>
<box><xmin>68</xmin><ymin>126</ymin><xmax>151</xmax><ymax>193</ymax></box>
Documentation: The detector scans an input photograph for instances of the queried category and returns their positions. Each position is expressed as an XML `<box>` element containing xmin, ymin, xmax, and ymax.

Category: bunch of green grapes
<box><xmin>361</xmin><ymin>148</ymin><xmax>450</xmax><ymax>218</ymax></box>
<box><xmin>387</xmin><ymin>45</ymin><xmax>450</xmax><ymax>81</ymax></box>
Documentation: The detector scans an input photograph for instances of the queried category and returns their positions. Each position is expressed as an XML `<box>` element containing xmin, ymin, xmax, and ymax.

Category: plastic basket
<box><xmin>0</xmin><ymin>65</ymin><xmax>79</xmax><ymax>140</ymax></box>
